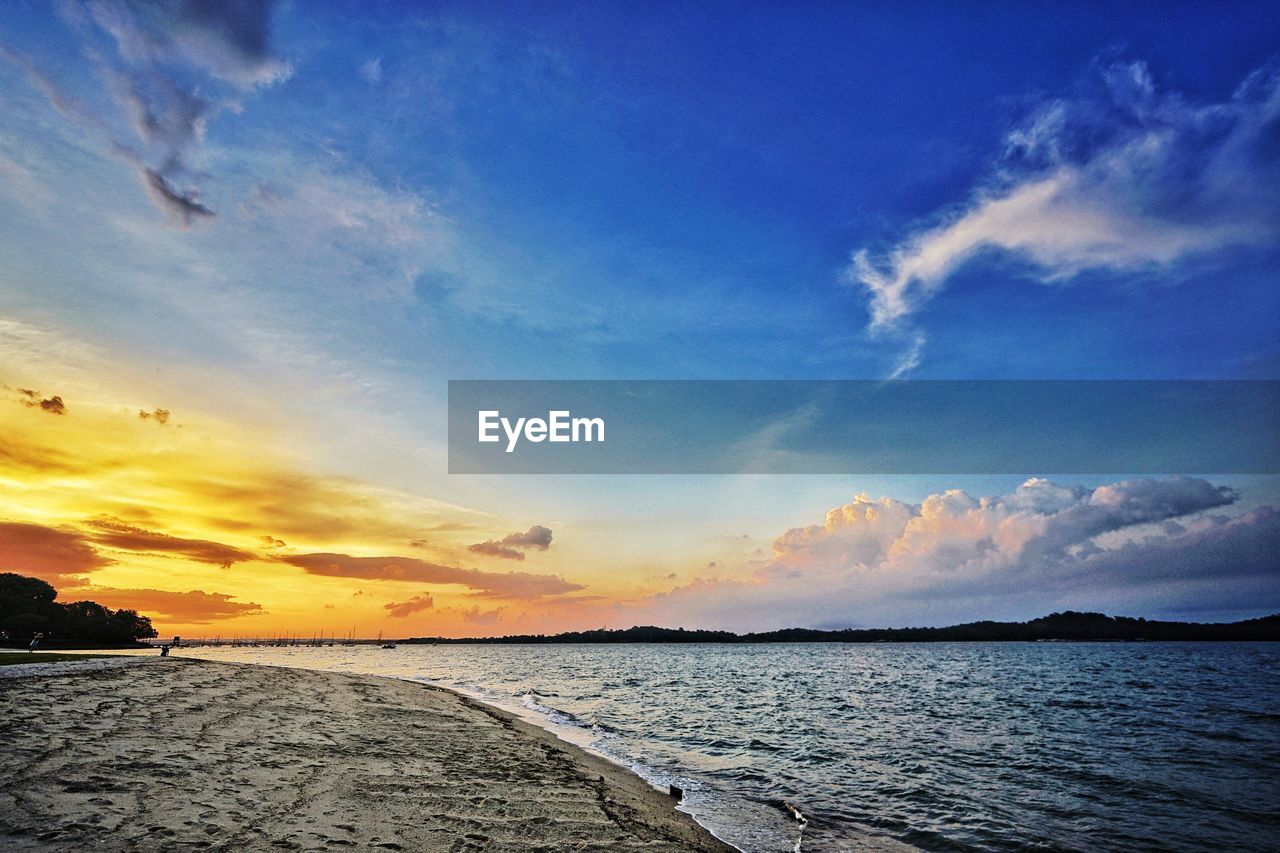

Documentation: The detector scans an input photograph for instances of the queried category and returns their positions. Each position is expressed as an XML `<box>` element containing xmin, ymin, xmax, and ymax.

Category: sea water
<box><xmin>108</xmin><ymin>642</ymin><xmax>1280</xmax><ymax>851</ymax></box>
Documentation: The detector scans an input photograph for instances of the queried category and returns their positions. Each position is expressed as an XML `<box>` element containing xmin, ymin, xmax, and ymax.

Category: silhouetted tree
<box><xmin>0</xmin><ymin>573</ymin><xmax>157</xmax><ymax>643</ymax></box>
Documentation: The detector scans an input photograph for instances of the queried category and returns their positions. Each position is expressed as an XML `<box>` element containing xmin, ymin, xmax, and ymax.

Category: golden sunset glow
<box><xmin>0</xmin><ymin>372</ymin><xmax>630</xmax><ymax>638</ymax></box>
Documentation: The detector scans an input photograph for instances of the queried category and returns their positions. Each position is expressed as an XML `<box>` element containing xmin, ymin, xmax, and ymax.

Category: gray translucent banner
<box><xmin>447</xmin><ymin>380</ymin><xmax>1280</xmax><ymax>474</ymax></box>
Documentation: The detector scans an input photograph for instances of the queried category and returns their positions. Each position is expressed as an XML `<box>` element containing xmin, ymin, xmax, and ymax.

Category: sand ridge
<box><xmin>0</xmin><ymin>658</ymin><xmax>733</xmax><ymax>851</ymax></box>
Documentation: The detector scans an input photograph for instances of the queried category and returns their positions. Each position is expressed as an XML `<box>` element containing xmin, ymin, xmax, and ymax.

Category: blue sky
<box><xmin>3</xmin><ymin>1</ymin><xmax>1277</xmax><ymax>384</ymax></box>
<box><xmin>0</xmin><ymin>1</ymin><xmax>1277</xmax><ymax>631</ymax></box>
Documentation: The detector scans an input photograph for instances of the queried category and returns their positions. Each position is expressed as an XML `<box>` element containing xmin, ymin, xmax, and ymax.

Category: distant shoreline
<box><xmin>398</xmin><ymin>610</ymin><xmax>1280</xmax><ymax>645</ymax></box>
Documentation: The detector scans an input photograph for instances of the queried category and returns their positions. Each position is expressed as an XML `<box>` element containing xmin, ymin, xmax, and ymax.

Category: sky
<box><xmin>0</xmin><ymin>0</ymin><xmax>1277</xmax><ymax>637</ymax></box>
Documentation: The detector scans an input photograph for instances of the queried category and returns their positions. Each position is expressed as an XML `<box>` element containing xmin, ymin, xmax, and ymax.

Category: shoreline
<box><xmin>0</xmin><ymin>657</ymin><xmax>734</xmax><ymax>851</ymax></box>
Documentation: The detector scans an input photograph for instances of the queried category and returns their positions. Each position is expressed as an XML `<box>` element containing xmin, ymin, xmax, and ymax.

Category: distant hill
<box><xmin>402</xmin><ymin>611</ymin><xmax>1280</xmax><ymax>644</ymax></box>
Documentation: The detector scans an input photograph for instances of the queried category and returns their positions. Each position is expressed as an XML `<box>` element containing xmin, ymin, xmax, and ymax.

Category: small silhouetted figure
<box><xmin>28</xmin><ymin>632</ymin><xmax>43</xmax><ymax>653</ymax></box>
<box><xmin>160</xmin><ymin>644</ymin><xmax>170</xmax><ymax>657</ymax></box>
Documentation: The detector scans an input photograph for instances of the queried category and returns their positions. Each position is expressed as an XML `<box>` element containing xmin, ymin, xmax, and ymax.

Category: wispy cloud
<box><xmin>6</xmin><ymin>0</ymin><xmax>289</xmax><ymax>225</ymax></box>
<box><xmin>279</xmin><ymin>552</ymin><xmax>582</xmax><ymax>599</ymax></box>
<box><xmin>359</xmin><ymin>56</ymin><xmax>382</xmax><ymax>85</ymax></box>
<box><xmin>72</xmin><ymin>0</ymin><xmax>289</xmax><ymax>88</ymax></box>
<box><xmin>846</xmin><ymin>59</ymin><xmax>1280</xmax><ymax>374</ymax></box>
<box><xmin>85</xmin><ymin>517</ymin><xmax>254</xmax><ymax>568</ymax></box>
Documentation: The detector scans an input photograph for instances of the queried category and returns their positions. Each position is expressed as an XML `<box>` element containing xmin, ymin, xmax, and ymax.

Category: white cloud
<box><xmin>633</xmin><ymin>477</ymin><xmax>1277</xmax><ymax>629</ymax></box>
<box><xmin>846</xmin><ymin>59</ymin><xmax>1280</xmax><ymax>372</ymax></box>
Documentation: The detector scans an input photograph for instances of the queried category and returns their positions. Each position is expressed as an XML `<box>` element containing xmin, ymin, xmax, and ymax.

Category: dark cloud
<box><xmin>1041</xmin><ymin>507</ymin><xmax>1280</xmax><ymax>591</ymax></box>
<box><xmin>138</xmin><ymin>408</ymin><xmax>171</xmax><ymax>424</ymax></box>
<box><xmin>140</xmin><ymin>167</ymin><xmax>214</xmax><ymax>226</ymax></box>
<box><xmin>85</xmin><ymin>517</ymin><xmax>254</xmax><ymax>568</ymax></box>
<box><xmin>9</xmin><ymin>1</ymin><xmax>287</xmax><ymax>224</ymax></box>
<box><xmin>0</xmin><ymin>521</ymin><xmax>111</xmax><ymax>583</ymax></box>
<box><xmin>384</xmin><ymin>593</ymin><xmax>434</xmax><ymax>618</ymax></box>
<box><xmin>503</xmin><ymin>524</ymin><xmax>553</xmax><ymax>549</ymax></box>
<box><xmin>77</xmin><ymin>0</ymin><xmax>287</xmax><ymax>88</ymax></box>
<box><xmin>13</xmin><ymin>388</ymin><xmax>67</xmax><ymax>414</ymax></box>
<box><xmin>467</xmin><ymin>541</ymin><xmax>525</xmax><ymax>560</ymax></box>
<box><xmin>278</xmin><ymin>552</ymin><xmax>583</xmax><ymax>600</ymax></box>
<box><xmin>86</xmin><ymin>586</ymin><xmax>264</xmax><ymax>623</ymax></box>
<box><xmin>468</xmin><ymin>525</ymin><xmax>554</xmax><ymax>560</ymax></box>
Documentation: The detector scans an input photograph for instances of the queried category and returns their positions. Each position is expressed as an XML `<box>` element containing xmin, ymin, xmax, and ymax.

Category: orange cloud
<box><xmin>83</xmin><ymin>586</ymin><xmax>265</xmax><ymax>623</ymax></box>
<box><xmin>0</xmin><ymin>520</ymin><xmax>110</xmax><ymax>583</ymax></box>
<box><xmin>0</xmin><ymin>380</ymin><xmax>604</xmax><ymax>636</ymax></box>
<box><xmin>85</xmin><ymin>517</ymin><xmax>255</xmax><ymax>567</ymax></box>
<box><xmin>384</xmin><ymin>593</ymin><xmax>434</xmax><ymax>617</ymax></box>
<box><xmin>461</xmin><ymin>605</ymin><xmax>503</xmax><ymax>626</ymax></box>
<box><xmin>279</xmin><ymin>552</ymin><xmax>584</xmax><ymax>600</ymax></box>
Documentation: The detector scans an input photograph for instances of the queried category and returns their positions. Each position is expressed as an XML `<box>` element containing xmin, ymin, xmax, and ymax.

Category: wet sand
<box><xmin>0</xmin><ymin>658</ymin><xmax>732</xmax><ymax>851</ymax></box>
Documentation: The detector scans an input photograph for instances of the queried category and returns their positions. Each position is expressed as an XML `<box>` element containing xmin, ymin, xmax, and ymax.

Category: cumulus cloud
<box><xmin>384</xmin><ymin>593</ymin><xmax>434</xmax><ymax>618</ymax></box>
<box><xmin>278</xmin><ymin>552</ymin><xmax>583</xmax><ymax>599</ymax></box>
<box><xmin>84</xmin><ymin>517</ymin><xmax>255</xmax><ymax>568</ymax></box>
<box><xmin>635</xmin><ymin>477</ymin><xmax>1276</xmax><ymax>630</ymax></box>
<box><xmin>0</xmin><ymin>520</ymin><xmax>111</xmax><ymax>583</ymax></box>
<box><xmin>846</xmin><ymin>58</ymin><xmax>1280</xmax><ymax>373</ymax></box>
<box><xmin>468</xmin><ymin>525</ymin><xmax>554</xmax><ymax>561</ymax></box>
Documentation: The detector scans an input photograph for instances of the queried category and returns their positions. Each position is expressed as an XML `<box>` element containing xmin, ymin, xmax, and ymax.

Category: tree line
<box><xmin>0</xmin><ymin>573</ymin><xmax>157</xmax><ymax>645</ymax></box>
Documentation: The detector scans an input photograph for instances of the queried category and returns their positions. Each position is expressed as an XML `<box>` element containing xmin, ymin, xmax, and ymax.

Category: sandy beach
<box><xmin>0</xmin><ymin>658</ymin><xmax>732</xmax><ymax>852</ymax></box>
